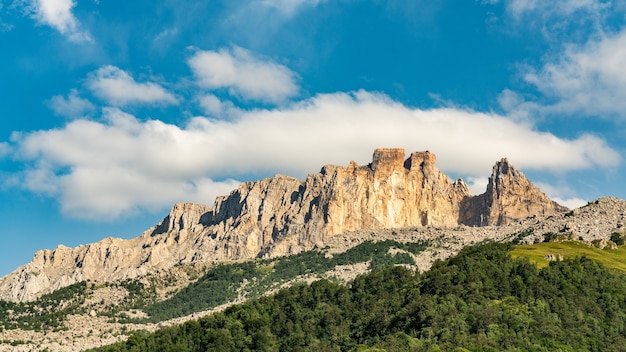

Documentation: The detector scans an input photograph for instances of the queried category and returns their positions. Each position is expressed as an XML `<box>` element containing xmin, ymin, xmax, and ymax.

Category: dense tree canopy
<box><xmin>90</xmin><ymin>242</ymin><xmax>626</xmax><ymax>351</ymax></box>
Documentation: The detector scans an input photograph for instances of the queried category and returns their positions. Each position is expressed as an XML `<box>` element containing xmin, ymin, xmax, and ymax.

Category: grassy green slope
<box><xmin>511</xmin><ymin>241</ymin><xmax>626</xmax><ymax>273</ymax></box>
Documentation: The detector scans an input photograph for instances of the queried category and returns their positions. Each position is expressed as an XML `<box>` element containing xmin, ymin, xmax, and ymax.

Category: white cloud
<box><xmin>197</xmin><ymin>94</ymin><xmax>223</xmax><ymax>115</ymax></box>
<box><xmin>86</xmin><ymin>66</ymin><xmax>178</xmax><ymax>107</ymax></box>
<box><xmin>188</xmin><ymin>47</ymin><xmax>299</xmax><ymax>104</ymax></box>
<box><xmin>465</xmin><ymin>176</ymin><xmax>489</xmax><ymax>196</ymax></box>
<box><xmin>523</xmin><ymin>29</ymin><xmax>626</xmax><ymax>117</ymax></box>
<box><xmin>30</xmin><ymin>0</ymin><xmax>91</xmax><ymax>42</ymax></box>
<box><xmin>551</xmin><ymin>197</ymin><xmax>587</xmax><ymax>209</ymax></box>
<box><xmin>534</xmin><ymin>182</ymin><xmax>588</xmax><ymax>209</ymax></box>
<box><xmin>48</xmin><ymin>89</ymin><xmax>95</xmax><ymax>118</ymax></box>
<box><xmin>13</xmin><ymin>107</ymin><xmax>240</xmax><ymax>219</ymax></box>
<box><xmin>197</xmin><ymin>94</ymin><xmax>241</xmax><ymax>118</ymax></box>
<box><xmin>58</xmin><ymin>166</ymin><xmax>240</xmax><ymax>219</ymax></box>
<box><xmin>22</xmin><ymin>164</ymin><xmax>59</xmax><ymax>195</ymax></box>
<box><xmin>7</xmin><ymin>91</ymin><xmax>620</xmax><ymax>220</ymax></box>
<box><xmin>496</xmin><ymin>89</ymin><xmax>547</xmax><ymax>123</ymax></box>
<box><xmin>153</xmin><ymin>27</ymin><xmax>179</xmax><ymax>43</ymax></box>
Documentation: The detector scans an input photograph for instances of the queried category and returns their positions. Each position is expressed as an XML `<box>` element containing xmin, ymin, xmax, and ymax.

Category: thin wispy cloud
<box><xmin>524</xmin><ymin>29</ymin><xmax>626</xmax><ymax>118</ymax></box>
<box><xmin>0</xmin><ymin>142</ymin><xmax>10</xmax><ymax>159</ymax></box>
<box><xmin>0</xmin><ymin>2</ymin><xmax>12</xmax><ymax>31</ymax></box>
<box><xmin>499</xmin><ymin>29</ymin><xmax>626</xmax><ymax>121</ymax></box>
<box><xmin>490</xmin><ymin>0</ymin><xmax>626</xmax><ymax>121</ymax></box>
<box><xmin>486</xmin><ymin>0</ymin><xmax>616</xmax><ymax>44</ymax></box>
<box><xmin>260</xmin><ymin>0</ymin><xmax>326</xmax><ymax>16</ymax></box>
<box><xmin>504</xmin><ymin>0</ymin><xmax>610</xmax><ymax>18</ymax></box>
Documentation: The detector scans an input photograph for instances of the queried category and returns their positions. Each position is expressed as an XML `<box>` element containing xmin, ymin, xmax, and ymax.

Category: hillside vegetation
<box><xmin>0</xmin><ymin>281</ymin><xmax>88</xmax><ymax>332</ymax></box>
<box><xmin>511</xmin><ymin>239</ymin><xmax>626</xmax><ymax>272</ymax></box>
<box><xmin>135</xmin><ymin>239</ymin><xmax>429</xmax><ymax>322</ymax></box>
<box><xmin>90</xmin><ymin>242</ymin><xmax>626</xmax><ymax>351</ymax></box>
<box><xmin>0</xmin><ymin>239</ymin><xmax>429</xmax><ymax>334</ymax></box>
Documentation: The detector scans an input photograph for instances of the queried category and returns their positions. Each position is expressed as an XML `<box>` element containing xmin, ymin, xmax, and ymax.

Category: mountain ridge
<box><xmin>1</xmin><ymin>197</ymin><xmax>625</xmax><ymax>351</ymax></box>
<box><xmin>0</xmin><ymin>148</ymin><xmax>567</xmax><ymax>302</ymax></box>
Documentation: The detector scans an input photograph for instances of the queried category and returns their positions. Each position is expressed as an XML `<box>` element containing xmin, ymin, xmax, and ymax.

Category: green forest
<box><xmin>0</xmin><ymin>239</ymin><xmax>428</xmax><ymax>331</ymax></box>
<box><xmin>89</xmin><ymin>242</ymin><xmax>626</xmax><ymax>351</ymax></box>
<box><xmin>0</xmin><ymin>281</ymin><xmax>88</xmax><ymax>331</ymax></box>
<box><xmin>133</xmin><ymin>239</ymin><xmax>428</xmax><ymax>322</ymax></box>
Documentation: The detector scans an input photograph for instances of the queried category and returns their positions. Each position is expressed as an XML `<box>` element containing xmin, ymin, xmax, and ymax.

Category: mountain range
<box><xmin>0</xmin><ymin>148</ymin><xmax>567</xmax><ymax>303</ymax></box>
<box><xmin>1</xmin><ymin>149</ymin><xmax>626</xmax><ymax>351</ymax></box>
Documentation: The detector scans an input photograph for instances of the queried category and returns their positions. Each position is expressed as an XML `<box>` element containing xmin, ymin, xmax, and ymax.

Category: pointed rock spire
<box><xmin>460</xmin><ymin>157</ymin><xmax>569</xmax><ymax>226</ymax></box>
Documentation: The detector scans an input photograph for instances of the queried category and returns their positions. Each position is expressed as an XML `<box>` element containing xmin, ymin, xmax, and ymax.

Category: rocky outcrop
<box><xmin>0</xmin><ymin>149</ymin><xmax>567</xmax><ymax>302</ymax></box>
<box><xmin>460</xmin><ymin>158</ymin><xmax>569</xmax><ymax>226</ymax></box>
<box><xmin>516</xmin><ymin>196</ymin><xmax>626</xmax><ymax>244</ymax></box>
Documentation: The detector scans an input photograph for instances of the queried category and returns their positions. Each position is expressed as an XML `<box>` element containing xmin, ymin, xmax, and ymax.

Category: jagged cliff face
<box><xmin>152</xmin><ymin>149</ymin><xmax>471</xmax><ymax>260</ymax></box>
<box><xmin>0</xmin><ymin>148</ymin><xmax>567</xmax><ymax>302</ymax></box>
<box><xmin>460</xmin><ymin>158</ymin><xmax>569</xmax><ymax>226</ymax></box>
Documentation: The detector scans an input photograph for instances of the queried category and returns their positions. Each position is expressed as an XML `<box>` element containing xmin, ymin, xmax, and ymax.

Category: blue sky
<box><xmin>0</xmin><ymin>0</ymin><xmax>625</xmax><ymax>276</ymax></box>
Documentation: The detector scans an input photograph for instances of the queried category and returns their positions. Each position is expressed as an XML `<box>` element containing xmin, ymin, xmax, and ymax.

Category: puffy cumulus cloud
<box><xmin>48</xmin><ymin>89</ymin><xmax>95</xmax><ymax>119</ymax></box>
<box><xmin>188</xmin><ymin>47</ymin><xmax>299</xmax><ymax>104</ymax></box>
<box><xmin>220</xmin><ymin>91</ymin><xmax>619</xmax><ymax>175</ymax></box>
<box><xmin>523</xmin><ymin>29</ymin><xmax>626</xmax><ymax>117</ymax></box>
<box><xmin>13</xmin><ymin>107</ymin><xmax>240</xmax><ymax>219</ymax></box>
<box><xmin>57</xmin><ymin>167</ymin><xmax>240</xmax><ymax>220</ymax></box>
<box><xmin>86</xmin><ymin>66</ymin><xmax>178</xmax><ymax>107</ymax></box>
<box><xmin>29</xmin><ymin>0</ymin><xmax>91</xmax><ymax>42</ymax></box>
<box><xmin>197</xmin><ymin>94</ymin><xmax>241</xmax><ymax>118</ymax></box>
<box><xmin>7</xmin><ymin>91</ymin><xmax>620</xmax><ymax>219</ymax></box>
<box><xmin>197</xmin><ymin>94</ymin><xmax>224</xmax><ymax>115</ymax></box>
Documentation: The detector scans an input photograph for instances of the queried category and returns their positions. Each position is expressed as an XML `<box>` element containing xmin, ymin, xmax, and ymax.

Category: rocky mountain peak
<box><xmin>460</xmin><ymin>157</ymin><xmax>569</xmax><ymax>226</ymax></box>
<box><xmin>370</xmin><ymin>148</ymin><xmax>406</xmax><ymax>177</ymax></box>
<box><xmin>0</xmin><ymin>149</ymin><xmax>568</xmax><ymax>302</ymax></box>
<box><xmin>489</xmin><ymin>157</ymin><xmax>523</xmax><ymax>190</ymax></box>
<box><xmin>404</xmin><ymin>150</ymin><xmax>436</xmax><ymax>178</ymax></box>
<box><xmin>494</xmin><ymin>157</ymin><xmax>513</xmax><ymax>175</ymax></box>
<box><xmin>151</xmin><ymin>202</ymin><xmax>212</xmax><ymax>236</ymax></box>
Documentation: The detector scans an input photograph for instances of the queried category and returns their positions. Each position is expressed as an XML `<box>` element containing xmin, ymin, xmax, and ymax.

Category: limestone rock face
<box><xmin>0</xmin><ymin>149</ymin><xmax>566</xmax><ymax>302</ymax></box>
<box><xmin>460</xmin><ymin>158</ymin><xmax>569</xmax><ymax>226</ymax></box>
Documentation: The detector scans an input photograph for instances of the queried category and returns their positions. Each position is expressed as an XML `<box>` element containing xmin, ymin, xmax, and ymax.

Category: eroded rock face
<box><xmin>460</xmin><ymin>158</ymin><xmax>569</xmax><ymax>226</ymax></box>
<box><xmin>0</xmin><ymin>149</ymin><xmax>567</xmax><ymax>302</ymax></box>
